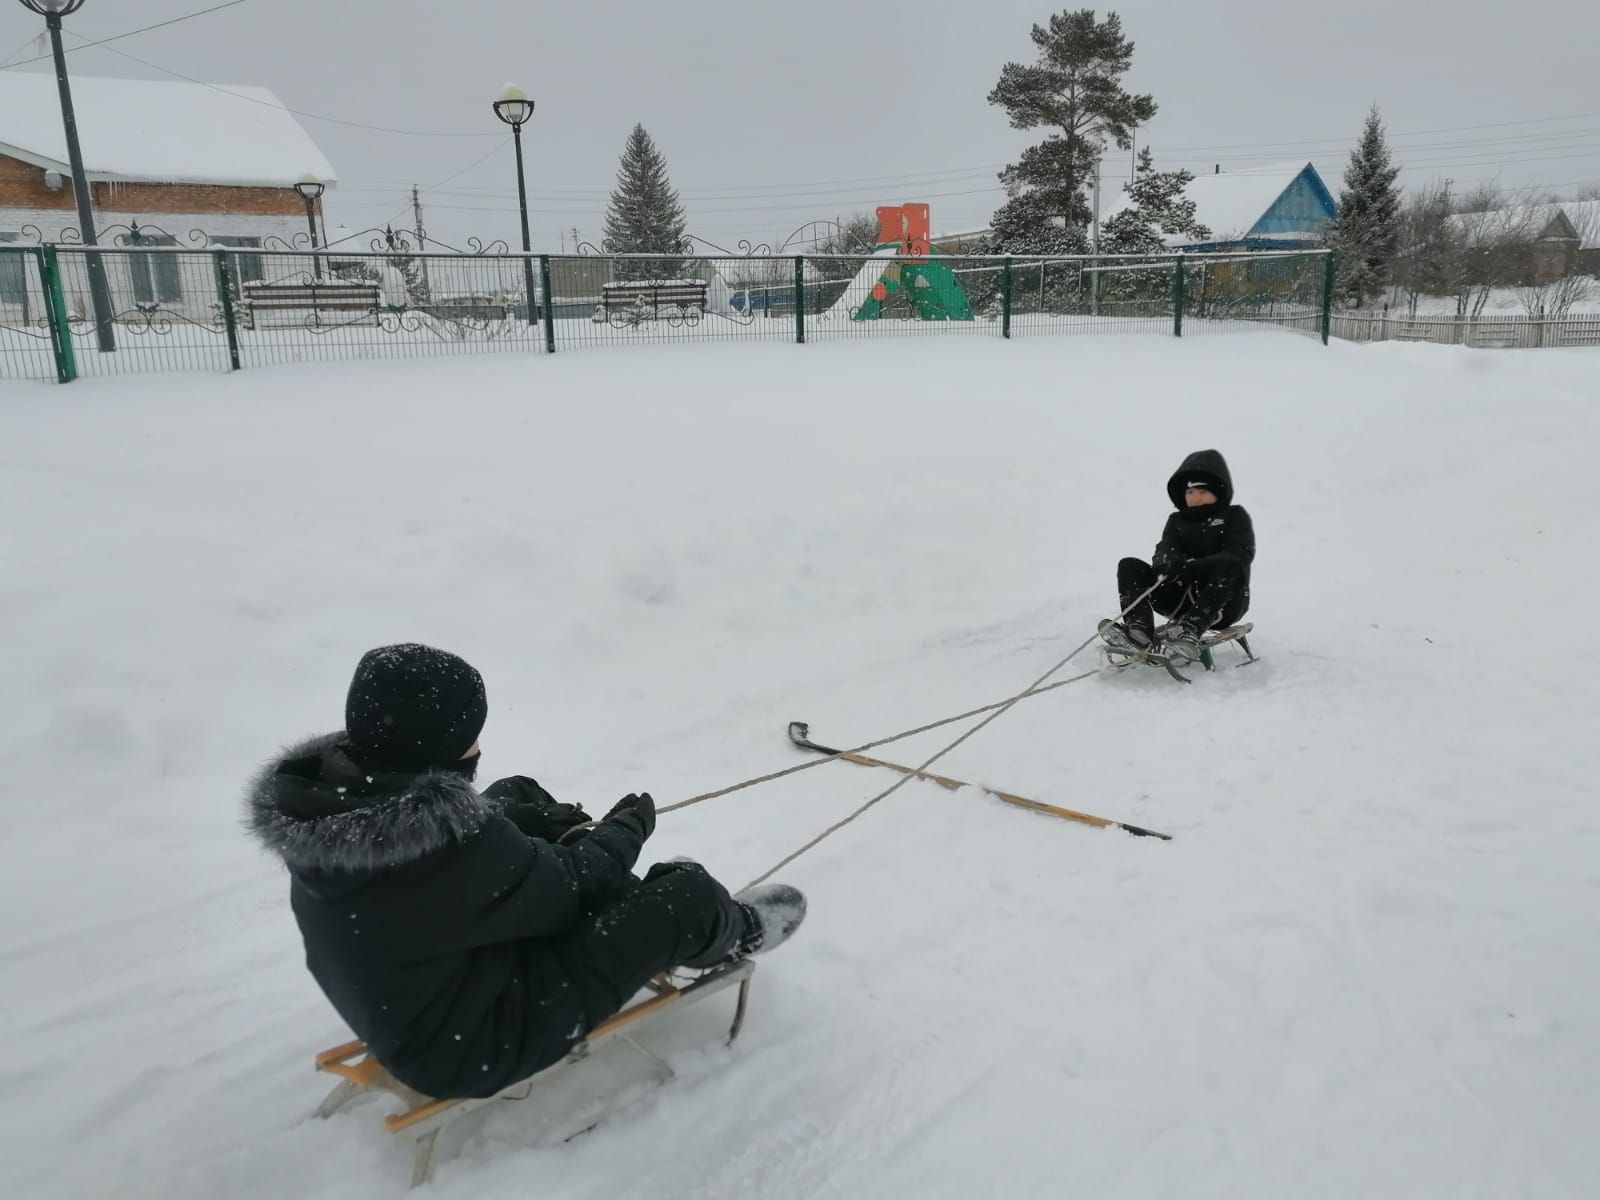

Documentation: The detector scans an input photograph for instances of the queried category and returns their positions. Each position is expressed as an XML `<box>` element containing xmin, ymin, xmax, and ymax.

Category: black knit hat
<box><xmin>344</xmin><ymin>644</ymin><xmax>487</xmax><ymax>772</ymax></box>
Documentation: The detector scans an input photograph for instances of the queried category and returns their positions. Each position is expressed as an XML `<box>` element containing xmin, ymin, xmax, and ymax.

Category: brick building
<box><xmin>0</xmin><ymin>73</ymin><xmax>336</xmax><ymax>319</ymax></box>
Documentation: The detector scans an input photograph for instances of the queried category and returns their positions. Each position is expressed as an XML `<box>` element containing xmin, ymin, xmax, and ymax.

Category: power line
<box><xmin>336</xmin><ymin>170</ymin><xmax>1004</xmax><ymax>204</ymax></box>
<box><xmin>0</xmin><ymin>0</ymin><xmax>252</xmax><ymax>69</ymax></box>
<box><xmin>0</xmin><ymin>31</ymin><xmax>39</xmax><ymax>68</ymax></box>
<box><xmin>341</xmin><ymin>122</ymin><xmax>1600</xmax><ymax>209</ymax></box>
<box><xmin>1148</xmin><ymin>109</ymin><xmax>1600</xmax><ymax>155</ymax></box>
<box><xmin>363</xmin><ymin>137</ymin><xmax>513</xmax><ymax>232</ymax></box>
<box><xmin>1173</xmin><ymin>130</ymin><xmax>1600</xmax><ymax>170</ymax></box>
<box><xmin>343</xmin><ymin>149</ymin><xmax>1600</xmax><ymax>224</ymax></box>
<box><xmin>346</xmin><ymin>165</ymin><xmax>1009</xmax><ymax>200</ymax></box>
<box><xmin>50</xmin><ymin>28</ymin><xmax>502</xmax><ymax>138</ymax></box>
<box><xmin>413</xmin><ymin>184</ymin><xmax>1007</xmax><ymax>219</ymax></box>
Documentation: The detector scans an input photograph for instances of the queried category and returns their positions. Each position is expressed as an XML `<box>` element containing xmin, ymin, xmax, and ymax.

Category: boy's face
<box><xmin>1185</xmin><ymin>487</ymin><xmax>1217</xmax><ymax>508</ymax></box>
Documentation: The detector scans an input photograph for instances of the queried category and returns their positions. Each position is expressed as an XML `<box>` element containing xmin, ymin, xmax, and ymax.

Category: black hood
<box><xmin>244</xmin><ymin>732</ymin><xmax>493</xmax><ymax>875</ymax></box>
<box><xmin>1167</xmin><ymin>449</ymin><xmax>1234</xmax><ymax>510</ymax></box>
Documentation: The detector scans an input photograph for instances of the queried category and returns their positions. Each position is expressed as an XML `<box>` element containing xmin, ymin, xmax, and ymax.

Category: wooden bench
<box><xmin>312</xmin><ymin>958</ymin><xmax>754</xmax><ymax>1188</ymax></box>
<box><xmin>242</xmin><ymin>281</ymin><xmax>381</xmax><ymax>330</ymax></box>
<box><xmin>596</xmin><ymin>279</ymin><xmax>708</xmax><ymax>325</ymax></box>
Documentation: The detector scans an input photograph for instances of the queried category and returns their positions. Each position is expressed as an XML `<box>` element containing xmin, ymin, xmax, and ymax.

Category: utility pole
<box><xmin>412</xmin><ymin>184</ymin><xmax>431</xmax><ymax>297</ymax></box>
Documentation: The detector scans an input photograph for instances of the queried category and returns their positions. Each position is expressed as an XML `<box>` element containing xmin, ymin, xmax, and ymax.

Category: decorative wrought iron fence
<box><xmin>1</xmin><ymin>245</ymin><xmax>1334</xmax><ymax>383</ymax></box>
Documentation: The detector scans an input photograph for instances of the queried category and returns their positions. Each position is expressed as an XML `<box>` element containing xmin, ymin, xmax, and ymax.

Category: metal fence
<box><xmin>1330</xmin><ymin>310</ymin><xmax>1600</xmax><ymax>349</ymax></box>
<box><xmin>1</xmin><ymin>246</ymin><xmax>1334</xmax><ymax>383</ymax></box>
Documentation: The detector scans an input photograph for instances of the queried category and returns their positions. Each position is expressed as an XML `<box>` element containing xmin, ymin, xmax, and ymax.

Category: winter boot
<box><xmin>728</xmin><ymin>884</ymin><xmax>807</xmax><ymax>960</ymax></box>
<box><xmin>1098</xmin><ymin>618</ymin><xmax>1153</xmax><ymax>654</ymax></box>
<box><xmin>1164</xmin><ymin>617</ymin><xmax>1205</xmax><ymax>667</ymax></box>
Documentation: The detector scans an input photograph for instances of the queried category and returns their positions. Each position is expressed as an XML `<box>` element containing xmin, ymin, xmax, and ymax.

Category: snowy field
<box><xmin>2</xmin><ymin>332</ymin><xmax>1597</xmax><ymax>1199</ymax></box>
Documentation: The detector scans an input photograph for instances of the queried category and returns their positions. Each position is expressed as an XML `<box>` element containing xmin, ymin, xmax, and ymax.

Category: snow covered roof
<box><xmin>0</xmin><ymin>73</ymin><xmax>336</xmax><ymax>189</ymax></box>
<box><xmin>1100</xmin><ymin>161</ymin><xmax>1328</xmax><ymax>246</ymax></box>
<box><xmin>1449</xmin><ymin>200</ymin><xmax>1600</xmax><ymax>251</ymax></box>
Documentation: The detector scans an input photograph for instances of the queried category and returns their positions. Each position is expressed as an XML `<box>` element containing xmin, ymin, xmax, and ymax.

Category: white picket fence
<box><xmin>1331</xmin><ymin>311</ymin><xmax>1600</xmax><ymax>349</ymax></box>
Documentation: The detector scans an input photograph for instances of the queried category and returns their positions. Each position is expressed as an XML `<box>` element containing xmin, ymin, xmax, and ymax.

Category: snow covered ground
<box><xmin>2</xmin><ymin>332</ymin><xmax>1597</xmax><ymax>1199</ymax></box>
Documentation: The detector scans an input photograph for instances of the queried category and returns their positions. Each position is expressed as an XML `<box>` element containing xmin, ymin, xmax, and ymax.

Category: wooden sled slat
<box><xmin>311</xmin><ymin>958</ymin><xmax>756</xmax><ymax>1187</ymax></box>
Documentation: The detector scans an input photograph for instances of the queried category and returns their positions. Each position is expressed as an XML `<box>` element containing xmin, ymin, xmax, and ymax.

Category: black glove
<box><xmin>1167</xmin><ymin>557</ymin><xmax>1198</xmax><ymax>587</ymax></box>
<box><xmin>483</xmin><ymin>776</ymin><xmax>592</xmax><ymax>841</ymax></box>
<box><xmin>604</xmin><ymin>792</ymin><xmax>656</xmax><ymax>842</ymax></box>
<box><xmin>643</xmin><ymin>857</ymin><xmax>706</xmax><ymax>884</ymax></box>
<box><xmin>483</xmin><ymin>774</ymin><xmax>559</xmax><ymax>808</ymax></box>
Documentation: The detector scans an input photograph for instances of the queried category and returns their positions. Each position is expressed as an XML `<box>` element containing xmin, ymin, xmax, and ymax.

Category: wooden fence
<box><xmin>1331</xmin><ymin>311</ymin><xmax>1600</xmax><ymax>349</ymax></box>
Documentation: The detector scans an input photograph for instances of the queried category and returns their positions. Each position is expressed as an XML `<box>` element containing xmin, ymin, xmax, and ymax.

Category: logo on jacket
<box><xmin>1207</xmin><ymin>518</ymin><xmax>1224</xmax><ymax>527</ymax></box>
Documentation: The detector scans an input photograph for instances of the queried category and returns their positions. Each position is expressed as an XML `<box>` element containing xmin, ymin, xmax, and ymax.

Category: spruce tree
<box><xmin>985</xmin><ymin>10</ymin><xmax>1157</xmax><ymax>254</ymax></box>
<box><xmin>603</xmin><ymin>124</ymin><xmax>689</xmax><ymax>281</ymax></box>
<box><xmin>1330</xmin><ymin>106</ymin><xmax>1402</xmax><ymax>306</ymax></box>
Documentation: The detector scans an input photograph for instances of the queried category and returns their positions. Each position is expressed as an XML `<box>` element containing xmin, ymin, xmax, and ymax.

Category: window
<box><xmin>0</xmin><ymin>233</ymin><xmax>26</xmax><ymax>307</ymax></box>
<box><xmin>211</xmin><ymin>235</ymin><xmax>264</xmax><ymax>284</ymax></box>
<box><xmin>129</xmin><ymin>235</ymin><xmax>183</xmax><ymax>304</ymax></box>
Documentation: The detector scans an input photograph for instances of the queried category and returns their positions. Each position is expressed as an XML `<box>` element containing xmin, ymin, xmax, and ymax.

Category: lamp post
<box><xmin>294</xmin><ymin>174</ymin><xmax>325</xmax><ymax>280</ymax></box>
<box><xmin>18</xmin><ymin>0</ymin><xmax>115</xmax><ymax>351</ymax></box>
<box><xmin>492</xmin><ymin>84</ymin><xmax>538</xmax><ymax>324</ymax></box>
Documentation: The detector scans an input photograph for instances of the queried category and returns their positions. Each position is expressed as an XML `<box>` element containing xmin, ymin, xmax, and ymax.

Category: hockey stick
<box><xmin>787</xmin><ymin>721</ymin><xmax>1172</xmax><ymax>840</ymax></box>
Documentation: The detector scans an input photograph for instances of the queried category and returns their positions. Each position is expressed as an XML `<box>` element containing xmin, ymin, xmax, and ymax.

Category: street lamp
<box><xmin>17</xmin><ymin>0</ymin><xmax>115</xmax><ymax>351</ymax></box>
<box><xmin>492</xmin><ymin>83</ymin><xmax>539</xmax><ymax>325</ymax></box>
<box><xmin>294</xmin><ymin>173</ymin><xmax>325</xmax><ymax>280</ymax></box>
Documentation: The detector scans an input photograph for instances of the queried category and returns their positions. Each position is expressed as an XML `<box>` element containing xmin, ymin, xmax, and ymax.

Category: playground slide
<box><xmin>821</xmin><ymin>247</ymin><xmax>900</xmax><ymax>320</ymax></box>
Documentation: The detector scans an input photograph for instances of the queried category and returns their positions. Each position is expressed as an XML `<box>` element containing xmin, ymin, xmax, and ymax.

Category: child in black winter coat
<box><xmin>246</xmin><ymin>643</ymin><xmax>805</xmax><ymax>1100</ymax></box>
<box><xmin>1101</xmin><ymin>449</ymin><xmax>1255</xmax><ymax>666</ymax></box>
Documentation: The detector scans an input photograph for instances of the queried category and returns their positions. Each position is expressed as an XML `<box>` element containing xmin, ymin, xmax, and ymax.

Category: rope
<box><xmin>742</xmin><ymin>579</ymin><xmax>1164</xmax><ymax>888</ymax></box>
<box><xmin>656</xmin><ymin>666</ymin><xmax>1102</xmax><ymax>816</ymax></box>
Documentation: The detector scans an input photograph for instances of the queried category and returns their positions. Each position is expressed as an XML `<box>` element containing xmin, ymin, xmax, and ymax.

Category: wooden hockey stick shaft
<box><xmin>790</xmin><ymin>726</ymin><xmax>1171</xmax><ymax>840</ymax></box>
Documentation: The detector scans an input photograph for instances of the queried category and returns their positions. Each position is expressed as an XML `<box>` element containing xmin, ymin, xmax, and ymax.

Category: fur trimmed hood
<box><xmin>245</xmin><ymin>732</ymin><xmax>494</xmax><ymax>874</ymax></box>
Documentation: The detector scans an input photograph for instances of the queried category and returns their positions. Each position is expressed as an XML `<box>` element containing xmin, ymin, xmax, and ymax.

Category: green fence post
<box><xmin>539</xmin><ymin>255</ymin><xmax>556</xmax><ymax>353</ymax></box>
<box><xmin>38</xmin><ymin>245</ymin><xmax>77</xmax><ymax>384</ymax></box>
<box><xmin>213</xmin><ymin>250</ymin><xmax>242</xmax><ymax>371</ymax></box>
<box><xmin>794</xmin><ymin>256</ymin><xmax>806</xmax><ymax>344</ymax></box>
<box><xmin>1320</xmin><ymin>251</ymin><xmax>1337</xmax><ymax>345</ymax></box>
<box><xmin>1172</xmin><ymin>254</ymin><xmax>1186</xmax><ymax>338</ymax></box>
<box><xmin>1000</xmin><ymin>256</ymin><xmax>1013</xmax><ymax>339</ymax></box>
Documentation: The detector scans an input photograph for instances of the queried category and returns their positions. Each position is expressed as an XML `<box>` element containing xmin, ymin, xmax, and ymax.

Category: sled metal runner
<box><xmin>312</xmin><ymin>958</ymin><xmax>755</xmax><ymax>1188</ymax></box>
<box><xmin>788</xmin><ymin>721</ymin><xmax>1171</xmax><ymax>840</ymax></box>
<box><xmin>1102</xmin><ymin>622</ymin><xmax>1257</xmax><ymax>683</ymax></box>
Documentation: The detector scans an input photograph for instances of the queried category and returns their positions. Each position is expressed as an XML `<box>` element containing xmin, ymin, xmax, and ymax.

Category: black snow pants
<box><xmin>550</xmin><ymin>861</ymin><xmax>747</xmax><ymax>1031</ymax></box>
<box><xmin>1118</xmin><ymin>556</ymin><xmax>1248</xmax><ymax>636</ymax></box>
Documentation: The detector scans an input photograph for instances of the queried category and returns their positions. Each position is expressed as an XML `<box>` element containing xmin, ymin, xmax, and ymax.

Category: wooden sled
<box><xmin>312</xmin><ymin>958</ymin><xmax>755</xmax><ymax>1188</ymax></box>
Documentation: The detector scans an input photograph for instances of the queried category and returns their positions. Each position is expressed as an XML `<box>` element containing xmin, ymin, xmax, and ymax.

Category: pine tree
<box><xmin>984</xmin><ymin>10</ymin><xmax>1157</xmax><ymax>254</ymax></box>
<box><xmin>1330</xmin><ymin>106</ymin><xmax>1402</xmax><ymax>306</ymax></box>
<box><xmin>1101</xmin><ymin>148</ymin><xmax>1210</xmax><ymax>254</ymax></box>
<box><xmin>603</xmin><ymin>124</ymin><xmax>689</xmax><ymax>281</ymax></box>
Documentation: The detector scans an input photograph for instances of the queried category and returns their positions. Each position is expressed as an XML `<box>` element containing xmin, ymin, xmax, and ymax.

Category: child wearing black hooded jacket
<box><xmin>246</xmin><ymin>644</ymin><xmax>805</xmax><ymax>1101</ymax></box>
<box><xmin>1102</xmin><ymin>449</ymin><xmax>1255</xmax><ymax>666</ymax></box>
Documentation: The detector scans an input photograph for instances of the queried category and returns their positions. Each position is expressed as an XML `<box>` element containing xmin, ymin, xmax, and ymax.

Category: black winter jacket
<box><xmin>1152</xmin><ymin>449</ymin><xmax>1255</xmax><ymax>590</ymax></box>
<box><xmin>245</xmin><ymin>734</ymin><xmax>646</xmax><ymax>1099</ymax></box>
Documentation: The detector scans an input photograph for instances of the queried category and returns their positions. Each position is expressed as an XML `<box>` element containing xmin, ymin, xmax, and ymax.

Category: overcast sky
<box><xmin>3</xmin><ymin>0</ymin><xmax>1598</xmax><ymax>251</ymax></box>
